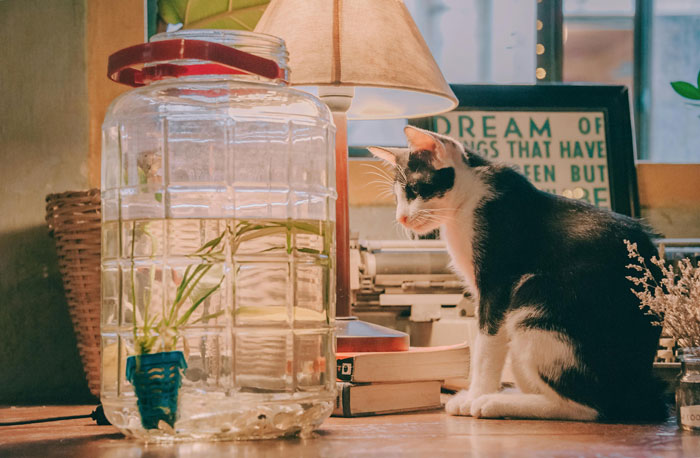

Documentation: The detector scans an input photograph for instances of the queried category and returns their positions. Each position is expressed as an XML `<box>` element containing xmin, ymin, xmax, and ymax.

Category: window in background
<box><xmin>563</xmin><ymin>0</ymin><xmax>700</xmax><ymax>162</ymax></box>
<box><xmin>562</xmin><ymin>0</ymin><xmax>635</xmax><ymax>88</ymax></box>
<box><xmin>348</xmin><ymin>0</ymin><xmax>537</xmax><ymax>152</ymax></box>
<box><xmin>646</xmin><ymin>0</ymin><xmax>700</xmax><ymax>162</ymax></box>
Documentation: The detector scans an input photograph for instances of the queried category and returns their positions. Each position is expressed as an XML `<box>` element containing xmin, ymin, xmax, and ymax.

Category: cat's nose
<box><xmin>398</xmin><ymin>215</ymin><xmax>408</xmax><ymax>224</ymax></box>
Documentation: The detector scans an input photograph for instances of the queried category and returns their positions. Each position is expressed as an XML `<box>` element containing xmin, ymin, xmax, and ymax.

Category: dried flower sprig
<box><xmin>625</xmin><ymin>240</ymin><xmax>700</xmax><ymax>348</ymax></box>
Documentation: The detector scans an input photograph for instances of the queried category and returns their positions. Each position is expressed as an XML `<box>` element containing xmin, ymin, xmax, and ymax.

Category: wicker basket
<box><xmin>45</xmin><ymin>189</ymin><xmax>101</xmax><ymax>397</ymax></box>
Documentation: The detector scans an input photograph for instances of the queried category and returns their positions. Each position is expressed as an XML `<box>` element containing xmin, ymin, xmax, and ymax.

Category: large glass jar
<box><xmin>677</xmin><ymin>347</ymin><xmax>700</xmax><ymax>431</ymax></box>
<box><xmin>100</xmin><ymin>30</ymin><xmax>336</xmax><ymax>441</ymax></box>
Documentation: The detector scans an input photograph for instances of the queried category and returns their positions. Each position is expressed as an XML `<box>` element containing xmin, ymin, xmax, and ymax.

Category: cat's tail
<box><xmin>601</xmin><ymin>376</ymin><xmax>670</xmax><ymax>423</ymax></box>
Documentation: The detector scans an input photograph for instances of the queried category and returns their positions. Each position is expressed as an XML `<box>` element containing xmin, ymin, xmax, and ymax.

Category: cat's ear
<box><xmin>367</xmin><ymin>146</ymin><xmax>397</xmax><ymax>166</ymax></box>
<box><xmin>403</xmin><ymin>126</ymin><xmax>448</xmax><ymax>167</ymax></box>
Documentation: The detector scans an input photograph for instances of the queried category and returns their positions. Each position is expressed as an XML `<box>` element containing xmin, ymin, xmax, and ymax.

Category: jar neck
<box><xmin>154</xmin><ymin>73</ymin><xmax>288</xmax><ymax>87</ymax></box>
<box><xmin>680</xmin><ymin>347</ymin><xmax>700</xmax><ymax>373</ymax></box>
<box><xmin>148</xmin><ymin>30</ymin><xmax>289</xmax><ymax>85</ymax></box>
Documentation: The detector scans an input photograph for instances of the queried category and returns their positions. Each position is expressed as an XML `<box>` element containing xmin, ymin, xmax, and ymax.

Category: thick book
<box><xmin>336</xmin><ymin>342</ymin><xmax>470</xmax><ymax>383</ymax></box>
<box><xmin>332</xmin><ymin>380</ymin><xmax>442</xmax><ymax>417</ymax></box>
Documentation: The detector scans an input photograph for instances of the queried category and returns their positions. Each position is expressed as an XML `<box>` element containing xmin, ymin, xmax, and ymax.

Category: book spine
<box><xmin>332</xmin><ymin>383</ymin><xmax>353</xmax><ymax>417</ymax></box>
<box><xmin>336</xmin><ymin>357</ymin><xmax>355</xmax><ymax>382</ymax></box>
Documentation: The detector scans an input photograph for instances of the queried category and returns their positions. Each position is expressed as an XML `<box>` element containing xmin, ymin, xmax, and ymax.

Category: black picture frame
<box><xmin>410</xmin><ymin>84</ymin><xmax>640</xmax><ymax>217</ymax></box>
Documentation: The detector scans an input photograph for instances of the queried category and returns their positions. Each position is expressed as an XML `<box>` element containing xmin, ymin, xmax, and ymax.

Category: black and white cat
<box><xmin>368</xmin><ymin>126</ymin><xmax>666</xmax><ymax>422</ymax></box>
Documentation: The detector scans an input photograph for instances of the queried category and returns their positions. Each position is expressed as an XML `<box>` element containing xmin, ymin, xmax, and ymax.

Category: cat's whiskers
<box><xmin>416</xmin><ymin>217</ymin><xmax>442</xmax><ymax>226</ymax></box>
<box><xmin>393</xmin><ymin>219</ymin><xmax>414</xmax><ymax>240</ymax></box>
<box><xmin>412</xmin><ymin>213</ymin><xmax>439</xmax><ymax>223</ymax></box>
<box><xmin>361</xmin><ymin>163</ymin><xmax>395</xmax><ymax>183</ymax></box>
<box><xmin>363</xmin><ymin>179</ymin><xmax>394</xmax><ymax>193</ymax></box>
<box><xmin>411</xmin><ymin>208</ymin><xmax>457</xmax><ymax>224</ymax></box>
<box><xmin>393</xmin><ymin>164</ymin><xmax>408</xmax><ymax>184</ymax></box>
<box><xmin>363</xmin><ymin>181</ymin><xmax>394</xmax><ymax>192</ymax></box>
<box><xmin>361</xmin><ymin>161</ymin><xmax>393</xmax><ymax>174</ymax></box>
<box><xmin>407</xmin><ymin>212</ymin><xmax>445</xmax><ymax>233</ymax></box>
<box><xmin>361</xmin><ymin>167</ymin><xmax>396</xmax><ymax>196</ymax></box>
<box><xmin>359</xmin><ymin>173</ymin><xmax>395</xmax><ymax>199</ymax></box>
<box><xmin>362</xmin><ymin>170</ymin><xmax>394</xmax><ymax>184</ymax></box>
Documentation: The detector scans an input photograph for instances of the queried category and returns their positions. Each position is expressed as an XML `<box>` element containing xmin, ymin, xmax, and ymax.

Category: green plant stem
<box><xmin>130</xmin><ymin>218</ymin><xmax>329</xmax><ymax>356</ymax></box>
<box><xmin>168</xmin><ymin>264</ymin><xmax>214</xmax><ymax>324</ymax></box>
<box><xmin>131</xmin><ymin>222</ymin><xmax>138</xmax><ymax>345</ymax></box>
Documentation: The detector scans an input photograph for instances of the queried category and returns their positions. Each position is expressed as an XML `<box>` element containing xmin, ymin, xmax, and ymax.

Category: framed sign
<box><xmin>410</xmin><ymin>84</ymin><xmax>640</xmax><ymax>217</ymax></box>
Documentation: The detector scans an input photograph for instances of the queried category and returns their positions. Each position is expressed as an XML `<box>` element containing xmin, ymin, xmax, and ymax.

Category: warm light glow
<box><xmin>563</xmin><ymin>188</ymin><xmax>586</xmax><ymax>200</ymax></box>
<box><xmin>254</xmin><ymin>0</ymin><xmax>458</xmax><ymax>120</ymax></box>
<box><xmin>536</xmin><ymin>43</ymin><xmax>545</xmax><ymax>55</ymax></box>
<box><xmin>537</xmin><ymin>20</ymin><xmax>543</xmax><ymax>31</ymax></box>
<box><xmin>536</xmin><ymin>67</ymin><xmax>547</xmax><ymax>79</ymax></box>
<box><xmin>300</xmin><ymin>85</ymin><xmax>457</xmax><ymax>120</ymax></box>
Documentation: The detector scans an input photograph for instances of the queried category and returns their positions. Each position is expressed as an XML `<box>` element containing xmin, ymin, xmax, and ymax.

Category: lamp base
<box><xmin>336</xmin><ymin>316</ymin><xmax>410</xmax><ymax>353</ymax></box>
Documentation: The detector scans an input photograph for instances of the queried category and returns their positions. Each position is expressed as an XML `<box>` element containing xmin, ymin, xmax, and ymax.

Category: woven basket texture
<box><xmin>45</xmin><ymin>189</ymin><xmax>101</xmax><ymax>397</ymax></box>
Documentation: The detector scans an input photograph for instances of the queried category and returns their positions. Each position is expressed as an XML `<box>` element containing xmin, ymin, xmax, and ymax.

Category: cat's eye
<box><xmin>404</xmin><ymin>183</ymin><xmax>417</xmax><ymax>199</ymax></box>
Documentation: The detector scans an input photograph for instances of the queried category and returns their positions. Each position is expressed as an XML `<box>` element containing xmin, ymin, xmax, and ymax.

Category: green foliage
<box><xmin>231</xmin><ymin>219</ymin><xmax>332</xmax><ymax>258</ymax></box>
<box><xmin>671</xmin><ymin>70</ymin><xmax>700</xmax><ymax>101</ymax></box>
<box><xmin>130</xmin><ymin>218</ymin><xmax>332</xmax><ymax>355</ymax></box>
<box><xmin>131</xmin><ymin>225</ymin><xmax>227</xmax><ymax>355</ymax></box>
<box><xmin>158</xmin><ymin>0</ymin><xmax>270</xmax><ymax>30</ymax></box>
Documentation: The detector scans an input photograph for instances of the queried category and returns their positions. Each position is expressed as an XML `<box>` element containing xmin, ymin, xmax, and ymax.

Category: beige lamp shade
<box><xmin>254</xmin><ymin>0</ymin><xmax>458</xmax><ymax>119</ymax></box>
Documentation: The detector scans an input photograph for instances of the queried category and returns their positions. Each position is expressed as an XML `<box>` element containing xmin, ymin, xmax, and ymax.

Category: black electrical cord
<box><xmin>0</xmin><ymin>404</ymin><xmax>111</xmax><ymax>427</ymax></box>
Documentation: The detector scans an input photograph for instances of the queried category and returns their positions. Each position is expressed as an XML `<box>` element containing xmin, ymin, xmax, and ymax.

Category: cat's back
<box><xmin>476</xmin><ymin>165</ymin><xmax>656</xmax><ymax>263</ymax></box>
<box><xmin>540</xmin><ymin>192</ymin><xmax>653</xmax><ymax>252</ymax></box>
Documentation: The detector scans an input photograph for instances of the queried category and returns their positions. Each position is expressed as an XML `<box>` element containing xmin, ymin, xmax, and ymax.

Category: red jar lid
<box><xmin>108</xmin><ymin>39</ymin><xmax>284</xmax><ymax>87</ymax></box>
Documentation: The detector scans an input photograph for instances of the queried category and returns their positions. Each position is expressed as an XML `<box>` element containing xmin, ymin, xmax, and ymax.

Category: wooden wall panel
<box><xmin>637</xmin><ymin>162</ymin><xmax>700</xmax><ymax>209</ymax></box>
<box><xmin>87</xmin><ymin>0</ymin><xmax>145</xmax><ymax>187</ymax></box>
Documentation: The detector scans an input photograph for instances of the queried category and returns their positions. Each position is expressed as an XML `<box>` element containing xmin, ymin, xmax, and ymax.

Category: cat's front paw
<box><xmin>470</xmin><ymin>394</ymin><xmax>509</xmax><ymax>419</ymax></box>
<box><xmin>445</xmin><ymin>390</ymin><xmax>475</xmax><ymax>416</ymax></box>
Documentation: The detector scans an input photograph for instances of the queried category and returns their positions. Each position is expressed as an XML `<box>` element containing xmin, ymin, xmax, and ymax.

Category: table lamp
<box><xmin>255</xmin><ymin>0</ymin><xmax>457</xmax><ymax>350</ymax></box>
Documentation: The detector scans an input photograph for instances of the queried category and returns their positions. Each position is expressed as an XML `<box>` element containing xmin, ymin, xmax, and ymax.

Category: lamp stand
<box><xmin>318</xmin><ymin>86</ymin><xmax>354</xmax><ymax>318</ymax></box>
<box><xmin>319</xmin><ymin>86</ymin><xmax>410</xmax><ymax>352</ymax></box>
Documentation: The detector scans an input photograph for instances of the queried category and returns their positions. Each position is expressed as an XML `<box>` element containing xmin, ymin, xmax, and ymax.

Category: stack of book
<box><xmin>333</xmin><ymin>342</ymin><xmax>470</xmax><ymax>417</ymax></box>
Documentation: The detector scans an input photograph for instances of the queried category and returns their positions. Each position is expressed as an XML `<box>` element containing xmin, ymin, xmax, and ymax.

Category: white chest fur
<box><xmin>440</xmin><ymin>165</ymin><xmax>490</xmax><ymax>301</ymax></box>
<box><xmin>443</xmin><ymin>217</ymin><xmax>478</xmax><ymax>300</ymax></box>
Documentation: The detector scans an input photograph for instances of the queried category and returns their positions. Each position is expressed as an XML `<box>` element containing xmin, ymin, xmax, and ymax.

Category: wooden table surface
<box><xmin>1</xmin><ymin>405</ymin><xmax>699</xmax><ymax>457</ymax></box>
